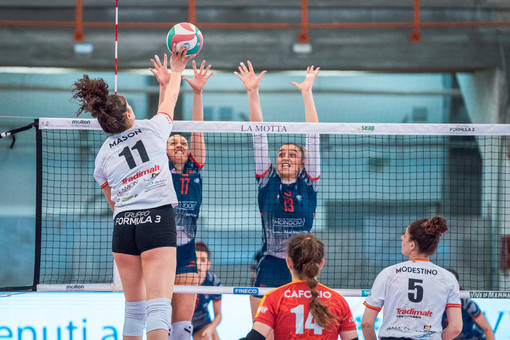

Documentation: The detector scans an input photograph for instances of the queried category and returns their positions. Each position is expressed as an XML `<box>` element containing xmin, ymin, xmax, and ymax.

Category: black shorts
<box><xmin>176</xmin><ymin>240</ymin><xmax>198</xmax><ymax>275</ymax></box>
<box><xmin>112</xmin><ymin>204</ymin><xmax>177</xmax><ymax>255</ymax></box>
<box><xmin>253</xmin><ymin>255</ymin><xmax>291</xmax><ymax>298</ymax></box>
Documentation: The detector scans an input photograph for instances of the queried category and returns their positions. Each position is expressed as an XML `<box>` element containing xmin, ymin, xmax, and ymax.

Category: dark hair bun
<box><xmin>423</xmin><ymin>215</ymin><xmax>447</xmax><ymax>237</ymax></box>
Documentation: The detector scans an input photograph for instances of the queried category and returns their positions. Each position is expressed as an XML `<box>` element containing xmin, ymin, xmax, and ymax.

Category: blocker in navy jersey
<box><xmin>257</xmin><ymin>165</ymin><xmax>318</xmax><ymax>258</ymax></box>
<box><xmin>192</xmin><ymin>271</ymin><xmax>222</xmax><ymax>334</ymax></box>
<box><xmin>170</xmin><ymin>155</ymin><xmax>203</xmax><ymax>246</ymax></box>
<box><xmin>252</xmin><ymin>133</ymin><xmax>320</xmax><ymax>290</ymax></box>
<box><xmin>253</xmin><ymin>133</ymin><xmax>320</xmax><ymax>260</ymax></box>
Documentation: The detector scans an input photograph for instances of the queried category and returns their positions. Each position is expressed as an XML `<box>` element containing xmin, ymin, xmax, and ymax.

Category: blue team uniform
<box><xmin>252</xmin><ymin>133</ymin><xmax>320</xmax><ymax>291</ymax></box>
<box><xmin>257</xmin><ymin>165</ymin><xmax>318</xmax><ymax>258</ymax></box>
<box><xmin>442</xmin><ymin>297</ymin><xmax>487</xmax><ymax>339</ymax></box>
<box><xmin>192</xmin><ymin>271</ymin><xmax>222</xmax><ymax>334</ymax></box>
<box><xmin>254</xmin><ymin>165</ymin><xmax>319</xmax><ymax>290</ymax></box>
<box><xmin>170</xmin><ymin>155</ymin><xmax>203</xmax><ymax>274</ymax></box>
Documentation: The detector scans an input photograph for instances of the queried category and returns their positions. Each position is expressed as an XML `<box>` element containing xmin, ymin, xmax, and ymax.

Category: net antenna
<box><xmin>111</xmin><ymin>0</ymin><xmax>120</xmax><ymax>290</ymax></box>
<box><xmin>114</xmin><ymin>0</ymin><xmax>118</xmax><ymax>95</ymax></box>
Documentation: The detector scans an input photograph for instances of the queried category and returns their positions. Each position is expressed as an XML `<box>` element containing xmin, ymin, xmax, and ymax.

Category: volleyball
<box><xmin>166</xmin><ymin>22</ymin><xmax>203</xmax><ymax>56</ymax></box>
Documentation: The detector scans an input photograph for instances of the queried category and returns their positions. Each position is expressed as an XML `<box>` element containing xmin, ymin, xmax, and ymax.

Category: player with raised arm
<box><xmin>362</xmin><ymin>216</ymin><xmax>463</xmax><ymax>340</ymax></box>
<box><xmin>240</xmin><ymin>233</ymin><xmax>358</xmax><ymax>340</ymax></box>
<box><xmin>73</xmin><ymin>46</ymin><xmax>193</xmax><ymax>340</ymax></box>
<box><xmin>235</xmin><ymin>62</ymin><xmax>321</xmax><ymax>328</ymax></box>
<box><xmin>150</xmin><ymin>56</ymin><xmax>213</xmax><ymax>339</ymax></box>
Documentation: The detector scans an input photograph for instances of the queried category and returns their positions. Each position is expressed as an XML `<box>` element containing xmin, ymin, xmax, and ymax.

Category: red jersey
<box><xmin>254</xmin><ymin>280</ymin><xmax>356</xmax><ymax>339</ymax></box>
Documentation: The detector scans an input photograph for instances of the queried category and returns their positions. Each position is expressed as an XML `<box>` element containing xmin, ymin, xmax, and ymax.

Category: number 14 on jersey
<box><xmin>290</xmin><ymin>304</ymin><xmax>323</xmax><ymax>335</ymax></box>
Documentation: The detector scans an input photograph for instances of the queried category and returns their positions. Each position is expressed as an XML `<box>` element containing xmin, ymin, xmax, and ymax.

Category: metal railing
<box><xmin>1</xmin><ymin>0</ymin><xmax>510</xmax><ymax>44</ymax></box>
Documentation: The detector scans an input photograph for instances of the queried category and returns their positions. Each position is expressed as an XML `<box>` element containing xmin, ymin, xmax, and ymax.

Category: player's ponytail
<box><xmin>288</xmin><ymin>233</ymin><xmax>337</xmax><ymax>328</ymax></box>
<box><xmin>72</xmin><ymin>74</ymin><xmax>129</xmax><ymax>134</ymax></box>
<box><xmin>408</xmin><ymin>215</ymin><xmax>448</xmax><ymax>256</ymax></box>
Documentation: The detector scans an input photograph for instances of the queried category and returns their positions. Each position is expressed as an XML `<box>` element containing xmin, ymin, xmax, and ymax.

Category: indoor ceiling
<box><xmin>0</xmin><ymin>1</ymin><xmax>510</xmax><ymax>73</ymax></box>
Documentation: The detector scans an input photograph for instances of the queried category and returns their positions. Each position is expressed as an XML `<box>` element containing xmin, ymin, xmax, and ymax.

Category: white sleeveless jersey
<box><xmin>364</xmin><ymin>259</ymin><xmax>461</xmax><ymax>339</ymax></box>
<box><xmin>94</xmin><ymin>113</ymin><xmax>178</xmax><ymax>218</ymax></box>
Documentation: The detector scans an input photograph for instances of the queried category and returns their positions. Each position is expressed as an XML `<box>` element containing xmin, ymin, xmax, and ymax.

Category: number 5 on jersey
<box><xmin>408</xmin><ymin>278</ymin><xmax>424</xmax><ymax>302</ymax></box>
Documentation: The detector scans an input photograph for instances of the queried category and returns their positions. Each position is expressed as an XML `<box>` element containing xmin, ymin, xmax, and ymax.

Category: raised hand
<box><xmin>235</xmin><ymin>60</ymin><xmax>267</xmax><ymax>92</ymax></box>
<box><xmin>149</xmin><ymin>54</ymin><xmax>171</xmax><ymax>86</ymax></box>
<box><xmin>291</xmin><ymin>65</ymin><xmax>321</xmax><ymax>93</ymax></box>
<box><xmin>170</xmin><ymin>44</ymin><xmax>194</xmax><ymax>74</ymax></box>
<box><xmin>183</xmin><ymin>60</ymin><xmax>214</xmax><ymax>94</ymax></box>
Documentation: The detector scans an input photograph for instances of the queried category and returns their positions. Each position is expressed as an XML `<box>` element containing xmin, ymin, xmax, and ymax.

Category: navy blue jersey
<box><xmin>257</xmin><ymin>165</ymin><xmax>318</xmax><ymax>258</ymax></box>
<box><xmin>169</xmin><ymin>155</ymin><xmax>203</xmax><ymax>246</ymax></box>
<box><xmin>192</xmin><ymin>271</ymin><xmax>222</xmax><ymax>332</ymax></box>
<box><xmin>442</xmin><ymin>297</ymin><xmax>486</xmax><ymax>339</ymax></box>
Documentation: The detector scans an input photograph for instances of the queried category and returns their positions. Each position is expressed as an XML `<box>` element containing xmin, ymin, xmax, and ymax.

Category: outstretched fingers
<box><xmin>290</xmin><ymin>65</ymin><xmax>321</xmax><ymax>90</ymax></box>
<box><xmin>235</xmin><ymin>60</ymin><xmax>267</xmax><ymax>91</ymax></box>
<box><xmin>247</xmin><ymin>60</ymin><xmax>255</xmax><ymax>73</ymax></box>
<box><xmin>308</xmin><ymin>65</ymin><xmax>320</xmax><ymax>78</ymax></box>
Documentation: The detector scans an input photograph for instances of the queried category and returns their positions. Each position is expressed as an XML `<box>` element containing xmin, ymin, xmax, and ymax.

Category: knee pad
<box><xmin>172</xmin><ymin>321</ymin><xmax>193</xmax><ymax>340</ymax></box>
<box><xmin>146</xmin><ymin>298</ymin><xmax>172</xmax><ymax>334</ymax></box>
<box><xmin>123</xmin><ymin>300</ymin><xmax>147</xmax><ymax>337</ymax></box>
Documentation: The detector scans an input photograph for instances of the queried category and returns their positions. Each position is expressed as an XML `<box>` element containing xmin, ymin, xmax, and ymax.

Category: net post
<box><xmin>33</xmin><ymin>119</ymin><xmax>42</xmax><ymax>291</ymax></box>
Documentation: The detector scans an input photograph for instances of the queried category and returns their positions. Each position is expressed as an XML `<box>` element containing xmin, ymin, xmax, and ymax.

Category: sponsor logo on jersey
<box><xmin>257</xmin><ymin>306</ymin><xmax>268</xmax><ymax>314</ymax></box>
<box><xmin>117</xmin><ymin>181</ymin><xmax>137</xmax><ymax>195</ymax></box>
<box><xmin>186</xmin><ymin>261</ymin><xmax>196</xmax><ymax>268</ymax></box>
<box><xmin>396</xmin><ymin>307</ymin><xmax>433</xmax><ymax>317</ymax></box>
<box><xmin>145</xmin><ymin>179</ymin><xmax>166</xmax><ymax>192</ymax></box>
<box><xmin>177</xmin><ymin>201</ymin><xmax>198</xmax><ymax>211</ymax></box>
<box><xmin>122</xmin><ymin>165</ymin><xmax>160</xmax><ymax>184</ymax></box>
<box><xmin>116</xmin><ymin>194</ymin><xmax>138</xmax><ymax>203</ymax></box>
<box><xmin>284</xmin><ymin>289</ymin><xmax>332</xmax><ymax>299</ymax></box>
<box><xmin>395</xmin><ymin>266</ymin><xmax>438</xmax><ymax>275</ymax></box>
<box><xmin>387</xmin><ymin>325</ymin><xmax>411</xmax><ymax>332</ymax></box>
<box><xmin>272</xmin><ymin>218</ymin><xmax>305</xmax><ymax>228</ymax></box>
<box><xmin>109</xmin><ymin>128</ymin><xmax>143</xmax><ymax>148</ymax></box>
<box><xmin>272</xmin><ymin>218</ymin><xmax>306</xmax><ymax>234</ymax></box>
